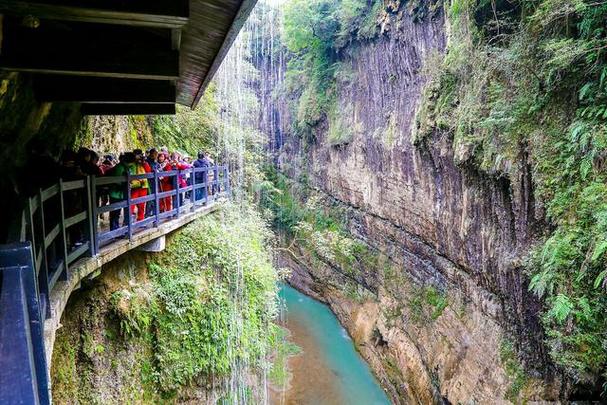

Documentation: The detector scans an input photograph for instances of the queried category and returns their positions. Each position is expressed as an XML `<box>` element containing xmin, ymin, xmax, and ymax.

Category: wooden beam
<box><xmin>171</xmin><ymin>28</ymin><xmax>181</xmax><ymax>51</ymax></box>
<box><xmin>81</xmin><ymin>103</ymin><xmax>176</xmax><ymax>116</ymax></box>
<box><xmin>0</xmin><ymin>15</ymin><xmax>3</xmax><ymax>55</ymax></box>
<box><xmin>33</xmin><ymin>76</ymin><xmax>176</xmax><ymax>103</ymax></box>
<box><xmin>0</xmin><ymin>22</ymin><xmax>179</xmax><ymax>80</ymax></box>
<box><xmin>0</xmin><ymin>1</ymin><xmax>189</xmax><ymax>28</ymax></box>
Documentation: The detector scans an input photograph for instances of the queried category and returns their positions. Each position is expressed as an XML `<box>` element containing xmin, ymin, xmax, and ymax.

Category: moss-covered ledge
<box><xmin>44</xmin><ymin>203</ymin><xmax>220</xmax><ymax>365</ymax></box>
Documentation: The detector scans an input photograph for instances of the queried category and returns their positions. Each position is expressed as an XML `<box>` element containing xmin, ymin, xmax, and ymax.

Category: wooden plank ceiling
<box><xmin>0</xmin><ymin>0</ymin><xmax>258</xmax><ymax>115</ymax></box>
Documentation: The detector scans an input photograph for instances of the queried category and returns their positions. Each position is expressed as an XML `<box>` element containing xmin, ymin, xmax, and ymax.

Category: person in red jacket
<box><xmin>158</xmin><ymin>153</ymin><xmax>173</xmax><ymax>213</ymax></box>
<box><xmin>170</xmin><ymin>152</ymin><xmax>191</xmax><ymax>206</ymax></box>
<box><xmin>131</xmin><ymin>149</ymin><xmax>152</xmax><ymax>221</ymax></box>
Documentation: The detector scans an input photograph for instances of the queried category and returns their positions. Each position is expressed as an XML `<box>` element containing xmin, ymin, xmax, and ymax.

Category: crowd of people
<box><xmin>57</xmin><ymin>146</ymin><xmax>217</xmax><ymax>231</ymax></box>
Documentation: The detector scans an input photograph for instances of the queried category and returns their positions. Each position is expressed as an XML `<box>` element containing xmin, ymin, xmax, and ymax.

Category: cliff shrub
<box><xmin>500</xmin><ymin>339</ymin><xmax>530</xmax><ymax>401</ymax></box>
<box><xmin>261</xmin><ymin>167</ymin><xmax>383</xmax><ymax>282</ymax></box>
<box><xmin>268</xmin><ymin>325</ymin><xmax>302</xmax><ymax>387</ymax></box>
<box><xmin>415</xmin><ymin>0</ymin><xmax>607</xmax><ymax>385</ymax></box>
<box><xmin>109</xmin><ymin>203</ymin><xmax>280</xmax><ymax>396</ymax></box>
<box><xmin>327</xmin><ymin>102</ymin><xmax>358</xmax><ymax>146</ymax></box>
<box><xmin>282</xmin><ymin>0</ymin><xmax>386</xmax><ymax>143</ymax></box>
<box><xmin>407</xmin><ymin>285</ymin><xmax>448</xmax><ymax>324</ymax></box>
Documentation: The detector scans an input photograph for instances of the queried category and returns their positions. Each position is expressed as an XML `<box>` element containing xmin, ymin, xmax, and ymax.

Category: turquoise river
<box><xmin>270</xmin><ymin>284</ymin><xmax>391</xmax><ymax>405</ymax></box>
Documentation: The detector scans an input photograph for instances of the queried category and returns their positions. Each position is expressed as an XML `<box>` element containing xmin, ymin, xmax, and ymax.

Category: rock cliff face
<box><xmin>265</xmin><ymin>5</ymin><xmax>562</xmax><ymax>404</ymax></box>
<box><xmin>0</xmin><ymin>74</ymin><xmax>83</xmax><ymax>240</ymax></box>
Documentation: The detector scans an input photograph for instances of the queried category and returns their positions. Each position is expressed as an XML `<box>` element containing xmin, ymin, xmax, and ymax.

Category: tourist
<box><xmin>99</xmin><ymin>155</ymin><xmax>115</xmax><ymax>175</ymax></box>
<box><xmin>131</xmin><ymin>149</ymin><xmax>151</xmax><ymax>222</ymax></box>
<box><xmin>145</xmin><ymin>148</ymin><xmax>160</xmax><ymax>217</ymax></box>
<box><xmin>97</xmin><ymin>155</ymin><xmax>115</xmax><ymax>216</ymax></box>
<box><xmin>193</xmin><ymin>151</ymin><xmax>212</xmax><ymax>201</ymax></box>
<box><xmin>176</xmin><ymin>155</ymin><xmax>191</xmax><ymax>205</ymax></box>
<box><xmin>108</xmin><ymin>152</ymin><xmax>136</xmax><ymax>230</ymax></box>
<box><xmin>77</xmin><ymin>148</ymin><xmax>102</xmax><ymax>176</ymax></box>
<box><xmin>25</xmin><ymin>144</ymin><xmax>221</xmax><ymax>232</ymax></box>
<box><xmin>167</xmin><ymin>151</ymin><xmax>190</xmax><ymax>206</ymax></box>
<box><xmin>60</xmin><ymin>149</ymin><xmax>84</xmax><ymax>179</ymax></box>
<box><xmin>158</xmin><ymin>152</ymin><xmax>173</xmax><ymax>213</ymax></box>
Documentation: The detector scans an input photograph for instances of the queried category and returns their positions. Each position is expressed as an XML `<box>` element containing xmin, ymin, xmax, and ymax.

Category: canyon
<box><xmin>256</xmin><ymin>1</ymin><xmax>582</xmax><ymax>403</ymax></box>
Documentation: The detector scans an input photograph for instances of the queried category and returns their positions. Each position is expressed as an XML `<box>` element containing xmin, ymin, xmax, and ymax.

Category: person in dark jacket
<box><xmin>193</xmin><ymin>151</ymin><xmax>211</xmax><ymax>201</ymax></box>
<box><xmin>77</xmin><ymin>148</ymin><xmax>101</xmax><ymax>176</ymax></box>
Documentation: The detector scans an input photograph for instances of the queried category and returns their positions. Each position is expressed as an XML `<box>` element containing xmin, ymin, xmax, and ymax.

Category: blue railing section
<box><xmin>0</xmin><ymin>164</ymin><xmax>229</xmax><ymax>404</ymax></box>
<box><xmin>0</xmin><ymin>243</ymin><xmax>49</xmax><ymax>405</ymax></box>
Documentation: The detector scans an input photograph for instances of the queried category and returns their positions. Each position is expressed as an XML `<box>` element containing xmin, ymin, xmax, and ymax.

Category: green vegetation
<box><xmin>407</xmin><ymin>285</ymin><xmax>448</xmax><ymax>324</ymax></box>
<box><xmin>261</xmin><ymin>167</ymin><xmax>382</xmax><ymax>281</ymax></box>
<box><xmin>327</xmin><ymin>102</ymin><xmax>360</xmax><ymax>146</ymax></box>
<box><xmin>112</xmin><ymin>204</ymin><xmax>279</xmax><ymax>396</ymax></box>
<box><xmin>282</xmin><ymin>0</ymin><xmax>384</xmax><ymax>140</ymax></box>
<box><xmin>281</xmin><ymin>0</ymin><xmax>442</xmax><ymax>143</ymax></box>
<box><xmin>268</xmin><ymin>325</ymin><xmax>302</xmax><ymax>388</ymax></box>
<box><xmin>415</xmin><ymin>0</ymin><xmax>607</xmax><ymax>382</ymax></box>
<box><xmin>151</xmin><ymin>83</ymin><xmax>220</xmax><ymax>156</ymax></box>
<box><xmin>260</xmin><ymin>167</ymin><xmax>342</xmax><ymax>235</ymax></box>
<box><xmin>500</xmin><ymin>339</ymin><xmax>530</xmax><ymax>402</ymax></box>
<box><xmin>52</xmin><ymin>204</ymin><xmax>281</xmax><ymax>402</ymax></box>
<box><xmin>51</xmin><ymin>333</ymin><xmax>80</xmax><ymax>404</ymax></box>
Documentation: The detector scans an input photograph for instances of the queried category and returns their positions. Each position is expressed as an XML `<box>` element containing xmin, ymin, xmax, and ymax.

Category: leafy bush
<box><xmin>110</xmin><ymin>203</ymin><xmax>280</xmax><ymax>395</ymax></box>
<box><xmin>407</xmin><ymin>285</ymin><xmax>449</xmax><ymax>324</ymax></box>
<box><xmin>500</xmin><ymin>339</ymin><xmax>530</xmax><ymax>402</ymax></box>
<box><xmin>268</xmin><ymin>325</ymin><xmax>302</xmax><ymax>387</ymax></box>
<box><xmin>261</xmin><ymin>167</ymin><xmax>383</xmax><ymax>280</ymax></box>
<box><xmin>328</xmin><ymin>102</ymin><xmax>360</xmax><ymax>146</ymax></box>
<box><xmin>151</xmin><ymin>83</ymin><xmax>220</xmax><ymax>156</ymax></box>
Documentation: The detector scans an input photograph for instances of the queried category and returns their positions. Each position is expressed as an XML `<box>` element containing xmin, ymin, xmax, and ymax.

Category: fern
<box><xmin>548</xmin><ymin>294</ymin><xmax>574</xmax><ymax>324</ymax></box>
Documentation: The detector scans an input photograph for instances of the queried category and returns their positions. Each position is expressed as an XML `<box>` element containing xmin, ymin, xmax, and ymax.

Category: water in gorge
<box><xmin>271</xmin><ymin>285</ymin><xmax>391</xmax><ymax>405</ymax></box>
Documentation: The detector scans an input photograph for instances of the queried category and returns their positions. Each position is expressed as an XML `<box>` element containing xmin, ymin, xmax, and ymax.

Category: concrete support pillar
<box><xmin>137</xmin><ymin>235</ymin><xmax>166</xmax><ymax>253</ymax></box>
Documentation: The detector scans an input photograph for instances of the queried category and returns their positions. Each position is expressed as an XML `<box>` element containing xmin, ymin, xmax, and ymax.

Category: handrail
<box><xmin>0</xmin><ymin>163</ymin><xmax>230</xmax><ymax>405</ymax></box>
<box><xmin>50</xmin><ymin>164</ymin><xmax>227</xmax><ymax>315</ymax></box>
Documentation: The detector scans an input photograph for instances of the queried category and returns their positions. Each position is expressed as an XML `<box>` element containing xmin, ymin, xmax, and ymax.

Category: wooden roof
<box><xmin>178</xmin><ymin>0</ymin><xmax>257</xmax><ymax>108</ymax></box>
<box><xmin>0</xmin><ymin>0</ymin><xmax>258</xmax><ymax>114</ymax></box>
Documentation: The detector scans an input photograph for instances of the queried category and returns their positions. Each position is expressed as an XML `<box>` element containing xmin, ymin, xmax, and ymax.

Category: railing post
<box><xmin>86</xmin><ymin>176</ymin><xmax>96</xmax><ymax>257</ymax></box>
<box><xmin>213</xmin><ymin>164</ymin><xmax>219</xmax><ymax>200</ymax></box>
<box><xmin>90</xmin><ymin>175</ymin><xmax>99</xmax><ymax>255</ymax></box>
<box><xmin>36</xmin><ymin>189</ymin><xmax>50</xmax><ymax>319</ymax></box>
<box><xmin>58</xmin><ymin>179</ymin><xmax>69</xmax><ymax>281</ymax></box>
<box><xmin>190</xmin><ymin>168</ymin><xmax>196</xmax><ymax>210</ymax></box>
<box><xmin>224</xmin><ymin>166</ymin><xmax>230</xmax><ymax>196</ymax></box>
<box><xmin>25</xmin><ymin>197</ymin><xmax>36</xmax><ymax>263</ymax></box>
<box><xmin>175</xmin><ymin>170</ymin><xmax>180</xmax><ymax>218</ymax></box>
<box><xmin>202</xmin><ymin>167</ymin><xmax>208</xmax><ymax>206</ymax></box>
<box><xmin>126</xmin><ymin>173</ymin><xmax>133</xmax><ymax>241</ymax></box>
<box><xmin>154</xmin><ymin>169</ymin><xmax>160</xmax><ymax>227</ymax></box>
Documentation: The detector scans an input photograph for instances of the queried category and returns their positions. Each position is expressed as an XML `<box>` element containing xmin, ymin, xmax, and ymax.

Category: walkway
<box><xmin>0</xmin><ymin>164</ymin><xmax>229</xmax><ymax>404</ymax></box>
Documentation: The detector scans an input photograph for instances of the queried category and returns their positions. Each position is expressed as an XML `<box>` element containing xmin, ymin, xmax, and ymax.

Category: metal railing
<box><xmin>0</xmin><ymin>164</ymin><xmax>230</xmax><ymax>404</ymax></box>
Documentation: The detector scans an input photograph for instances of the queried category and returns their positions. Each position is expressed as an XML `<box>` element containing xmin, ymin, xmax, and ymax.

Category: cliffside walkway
<box><xmin>0</xmin><ymin>165</ymin><xmax>230</xmax><ymax>404</ymax></box>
